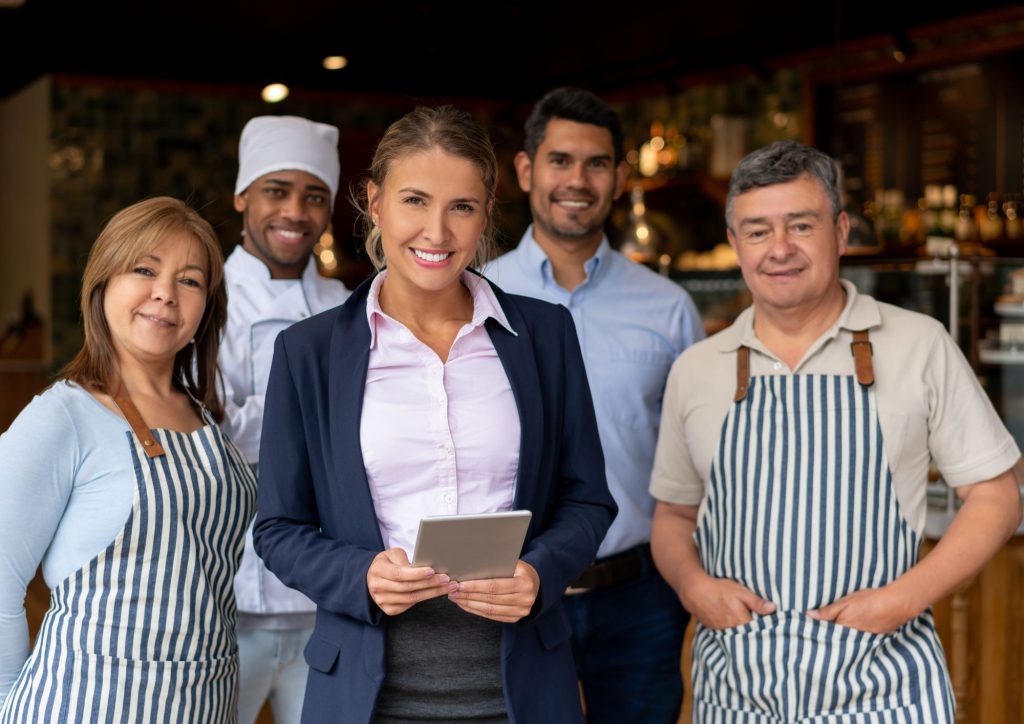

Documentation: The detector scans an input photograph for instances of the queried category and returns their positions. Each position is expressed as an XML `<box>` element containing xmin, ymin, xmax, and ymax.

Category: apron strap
<box><xmin>734</xmin><ymin>329</ymin><xmax>874</xmax><ymax>400</ymax></box>
<box><xmin>111</xmin><ymin>383</ymin><xmax>166</xmax><ymax>458</ymax></box>
<box><xmin>850</xmin><ymin>329</ymin><xmax>875</xmax><ymax>387</ymax></box>
<box><xmin>734</xmin><ymin>345</ymin><xmax>750</xmax><ymax>402</ymax></box>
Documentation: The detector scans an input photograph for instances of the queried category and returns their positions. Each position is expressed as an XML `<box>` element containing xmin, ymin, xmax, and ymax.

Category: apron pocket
<box><xmin>695</xmin><ymin>610</ymin><xmax>916</xmax><ymax>718</ymax></box>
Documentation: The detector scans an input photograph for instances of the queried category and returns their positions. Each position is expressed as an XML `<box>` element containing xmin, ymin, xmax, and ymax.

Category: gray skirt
<box><xmin>373</xmin><ymin>596</ymin><xmax>509</xmax><ymax>723</ymax></box>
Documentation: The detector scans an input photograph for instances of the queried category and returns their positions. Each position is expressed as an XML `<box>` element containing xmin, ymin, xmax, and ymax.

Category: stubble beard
<box><xmin>533</xmin><ymin>201</ymin><xmax>608</xmax><ymax>244</ymax></box>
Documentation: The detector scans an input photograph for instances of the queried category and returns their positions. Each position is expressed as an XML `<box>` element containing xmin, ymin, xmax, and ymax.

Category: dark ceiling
<box><xmin>1</xmin><ymin>1</ymin><xmax>1021</xmax><ymax>101</ymax></box>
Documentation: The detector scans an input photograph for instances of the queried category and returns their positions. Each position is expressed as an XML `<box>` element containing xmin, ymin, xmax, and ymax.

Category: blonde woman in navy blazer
<box><xmin>253</xmin><ymin>106</ymin><xmax>616</xmax><ymax>723</ymax></box>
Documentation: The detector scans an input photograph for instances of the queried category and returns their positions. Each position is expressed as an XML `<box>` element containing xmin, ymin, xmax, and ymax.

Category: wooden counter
<box><xmin>926</xmin><ymin>535</ymin><xmax>1024</xmax><ymax>723</ymax></box>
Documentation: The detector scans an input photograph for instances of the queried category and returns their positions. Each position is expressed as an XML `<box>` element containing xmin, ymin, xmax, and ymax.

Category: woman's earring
<box><xmin>190</xmin><ymin>338</ymin><xmax>196</xmax><ymax>345</ymax></box>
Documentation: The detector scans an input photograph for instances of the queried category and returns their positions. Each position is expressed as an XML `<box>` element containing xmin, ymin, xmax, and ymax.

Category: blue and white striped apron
<box><xmin>692</xmin><ymin>341</ymin><xmax>955</xmax><ymax>722</ymax></box>
<box><xmin>0</xmin><ymin>395</ymin><xmax>256</xmax><ymax>724</ymax></box>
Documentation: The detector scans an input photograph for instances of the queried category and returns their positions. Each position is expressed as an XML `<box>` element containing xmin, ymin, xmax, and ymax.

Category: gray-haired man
<box><xmin>650</xmin><ymin>140</ymin><xmax>1021</xmax><ymax>721</ymax></box>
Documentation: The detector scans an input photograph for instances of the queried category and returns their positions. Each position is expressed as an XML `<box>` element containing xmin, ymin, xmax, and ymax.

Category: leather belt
<box><xmin>566</xmin><ymin>543</ymin><xmax>651</xmax><ymax>595</ymax></box>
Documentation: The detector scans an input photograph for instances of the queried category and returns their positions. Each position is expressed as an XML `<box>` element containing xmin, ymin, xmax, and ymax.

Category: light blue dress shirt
<box><xmin>484</xmin><ymin>228</ymin><xmax>704</xmax><ymax>558</ymax></box>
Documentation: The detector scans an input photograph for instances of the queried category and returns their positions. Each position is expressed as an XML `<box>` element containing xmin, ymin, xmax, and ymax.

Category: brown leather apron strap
<box><xmin>734</xmin><ymin>346</ymin><xmax>750</xmax><ymax>402</ymax></box>
<box><xmin>736</xmin><ymin>330</ymin><xmax>873</xmax><ymax>398</ymax></box>
<box><xmin>850</xmin><ymin>329</ymin><xmax>875</xmax><ymax>387</ymax></box>
<box><xmin>111</xmin><ymin>383</ymin><xmax>165</xmax><ymax>458</ymax></box>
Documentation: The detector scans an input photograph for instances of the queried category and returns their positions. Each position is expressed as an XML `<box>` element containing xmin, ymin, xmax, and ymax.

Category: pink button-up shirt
<box><xmin>360</xmin><ymin>271</ymin><xmax>522</xmax><ymax>556</ymax></box>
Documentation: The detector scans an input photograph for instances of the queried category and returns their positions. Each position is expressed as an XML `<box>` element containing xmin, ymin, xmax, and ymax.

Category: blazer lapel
<box><xmin>486</xmin><ymin>289</ymin><xmax>544</xmax><ymax>527</ymax></box>
<box><xmin>327</xmin><ymin>277</ymin><xmax>384</xmax><ymax>549</ymax></box>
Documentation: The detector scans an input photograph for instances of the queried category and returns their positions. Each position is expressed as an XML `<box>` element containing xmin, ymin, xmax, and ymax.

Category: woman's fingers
<box><xmin>367</xmin><ymin>548</ymin><xmax>454</xmax><ymax>615</ymax></box>
<box><xmin>448</xmin><ymin>560</ymin><xmax>539</xmax><ymax>622</ymax></box>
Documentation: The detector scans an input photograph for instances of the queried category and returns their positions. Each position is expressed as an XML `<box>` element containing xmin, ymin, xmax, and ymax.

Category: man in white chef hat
<box><xmin>221</xmin><ymin>115</ymin><xmax>350</xmax><ymax>724</ymax></box>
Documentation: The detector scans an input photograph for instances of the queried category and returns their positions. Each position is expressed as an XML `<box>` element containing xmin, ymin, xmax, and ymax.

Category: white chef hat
<box><xmin>235</xmin><ymin>116</ymin><xmax>341</xmax><ymax>207</ymax></box>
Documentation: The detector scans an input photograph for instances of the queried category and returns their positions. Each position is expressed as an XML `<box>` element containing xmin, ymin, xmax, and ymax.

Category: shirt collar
<box><xmin>518</xmin><ymin>225</ymin><xmax>611</xmax><ymax>288</ymax></box>
<box><xmin>365</xmin><ymin>270</ymin><xmax>517</xmax><ymax>349</ymax></box>
<box><xmin>716</xmin><ymin>278</ymin><xmax>882</xmax><ymax>355</ymax></box>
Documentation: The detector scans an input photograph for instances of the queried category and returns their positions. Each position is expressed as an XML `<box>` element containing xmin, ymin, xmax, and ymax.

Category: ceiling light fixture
<box><xmin>322</xmin><ymin>56</ymin><xmax>348</xmax><ymax>70</ymax></box>
<box><xmin>261</xmin><ymin>83</ymin><xmax>289</xmax><ymax>103</ymax></box>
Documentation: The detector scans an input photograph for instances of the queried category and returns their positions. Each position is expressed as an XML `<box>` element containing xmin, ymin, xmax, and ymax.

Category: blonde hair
<box><xmin>60</xmin><ymin>197</ymin><xmax>227</xmax><ymax>422</ymax></box>
<box><xmin>353</xmin><ymin>105</ymin><xmax>499</xmax><ymax>271</ymax></box>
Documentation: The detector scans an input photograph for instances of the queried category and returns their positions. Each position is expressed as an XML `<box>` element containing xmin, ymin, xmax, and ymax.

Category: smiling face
<box><xmin>727</xmin><ymin>173</ymin><xmax>849</xmax><ymax>317</ymax></box>
<box><xmin>103</xmin><ymin>231</ymin><xmax>209</xmax><ymax>371</ymax></box>
<box><xmin>515</xmin><ymin>118</ymin><xmax>628</xmax><ymax>251</ymax></box>
<box><xmin>368</xmin><ymin>147</ymin><xmax>489</xmax><ymax>298</ymax></box>
<box><xmin>234</xmin><ymin>169</ymin><xmax>332</xmax><ymax>278</ymax></box>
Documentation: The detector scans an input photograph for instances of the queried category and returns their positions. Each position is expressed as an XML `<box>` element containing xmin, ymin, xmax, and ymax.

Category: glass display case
<box><xmin>671</xmin><ymin>253</ymin><xmax>1024</xmax><ymax>537</ymax></box>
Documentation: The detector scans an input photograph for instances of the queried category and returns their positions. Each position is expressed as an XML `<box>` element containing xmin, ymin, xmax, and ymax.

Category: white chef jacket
<box><xmin>220</xmin><ymin>245</ymin><xmax>349</xmax><ymax>617</ymax></box>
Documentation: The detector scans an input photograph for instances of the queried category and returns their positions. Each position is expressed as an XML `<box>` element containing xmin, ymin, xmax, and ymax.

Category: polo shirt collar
<box><xmin>717</xmin><ymin>278</ymin><xmax>882</xmax><ymax>356</ymax></box>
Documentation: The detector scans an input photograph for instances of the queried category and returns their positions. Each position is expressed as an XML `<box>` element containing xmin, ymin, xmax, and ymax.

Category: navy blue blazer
<box><xmin>253</xmin><ymin>274</ymin><xmax>616</xmax><ymax>724</ymax></box>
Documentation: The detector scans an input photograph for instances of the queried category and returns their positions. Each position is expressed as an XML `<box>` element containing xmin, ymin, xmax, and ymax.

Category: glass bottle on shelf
<box><xmin>900</xmin><ymin>204</ymin><xmax>924</xmax><ymax>247</ymax></box>
<box><xmin>882</xmin><ymin>189</ymin><xmax>904</xmax><ymax>247</ymax></box>
<box><xmin>1003</xmin><ymin>195</ymin><xmax>1021</xmax><ymax>240</ymax></box>
<box><xmin>955</xmin><ymin>194</ymin><xmax>978</xmax><ymax>242</ymax></box>
<box><xmin>980</xmin><ymin>192</ymin><xmax>1005</xmax><ymax>241</ymax></box>
<box><xmin>923</xmin><ymin>184</ymin><xmax>943</xmax><ymax>238</ymax></box>
<box><xmin>923</xmin><ymin>184</ymin><xmax>954</xmax><ymax>256</ymax></box>
<box><xmin>940</xmin><ymin>184</ymin><xmax>958</xmax><ymax>238</ymax></box>
<box><xmin>619</xmin><ymin>185</ymin><xmax>658</xmax><ymax>264</ymax></box>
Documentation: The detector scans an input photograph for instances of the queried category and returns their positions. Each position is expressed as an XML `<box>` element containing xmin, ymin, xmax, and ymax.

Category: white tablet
<box><xmin>411</xmin><ymin>510</ymin><xmax>532</xmax><ymax>581</ymax></box>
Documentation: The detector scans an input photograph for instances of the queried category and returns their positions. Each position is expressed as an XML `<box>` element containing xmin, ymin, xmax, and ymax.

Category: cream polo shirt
<box><xmin>650</xmin><ymin>279</ymin><xmax>1020</xmax><ymax>535</ymax></box>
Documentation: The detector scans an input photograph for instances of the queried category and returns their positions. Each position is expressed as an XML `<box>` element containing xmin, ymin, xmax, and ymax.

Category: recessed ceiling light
<box><xmin>322</xmin><ymin>56</ymin><xmax>348</xmax><ymax>70</ymax></box>
<box><xmin>261</xmin><ymin>83</ymin><xmax>289</xmax><ymax>103</ymax></box>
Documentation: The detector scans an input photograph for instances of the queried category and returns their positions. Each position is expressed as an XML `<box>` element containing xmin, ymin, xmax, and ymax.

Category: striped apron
<box><xmin>0</xmin><ymin>391</ymin><xmax>256</xmax><ymax>724</ymax></box>
<box><xmin>692</xmin><ymin>337</ymin><xmax>955</xmax><ymax>723</ymax></box>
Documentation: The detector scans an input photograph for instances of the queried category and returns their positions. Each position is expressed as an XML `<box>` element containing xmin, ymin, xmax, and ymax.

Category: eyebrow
<box><xmin>141</xmin><ymin>253</ymin><xmax>208</xmax><ymax>276</ymax></box>
<box><xmin>398</xmin><ymin>186</ymin><xmax>481</xmax><ymax>204</ymax></box>
<box><xmin>737</xmin><ymin>209</ymin><xmax>821</xmax><ymax>228</ymax></box>
<box><xmin>547</xmin><ymin>150</ymin><xmax>612</xmax><ymax>164</ymax></box>
<box><xmin>263</xmin><ymin>177</ymin><xmax>330</xmax><ymax>193</ymax></box>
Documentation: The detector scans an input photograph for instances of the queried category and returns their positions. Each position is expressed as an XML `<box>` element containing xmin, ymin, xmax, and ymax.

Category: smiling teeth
<box><xmin>276</xmin><ymin>229</ymin><xmax>303</xmax><ymax>239</ymax></box>
<box><xmin>558</xmin><ymin>200</ymin><xmax>590</xmax><ymax>208</ymax></box>
<box><xmin>413</xmin><ymin>249</ymin><xmax>452</xmax><ymax>263</ymax></box>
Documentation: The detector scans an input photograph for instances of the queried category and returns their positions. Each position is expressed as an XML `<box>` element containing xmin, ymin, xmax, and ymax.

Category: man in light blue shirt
<box><xmin>485</xmin><ymin>87</ymin><xmax>704</xmax><ymax>723</ymax></box>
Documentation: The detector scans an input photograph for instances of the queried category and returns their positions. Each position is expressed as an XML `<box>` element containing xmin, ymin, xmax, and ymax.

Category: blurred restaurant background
<box><xmin>3</xmin><ymin>1</ymin><xmax>1024</xmax><ymax>721</ymax></box>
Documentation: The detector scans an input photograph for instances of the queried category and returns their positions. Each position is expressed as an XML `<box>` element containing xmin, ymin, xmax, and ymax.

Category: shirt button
<box><xmin>444</xmin><ymin>493</ymin><xmax>454</xmax><ymax>504</ymax></box>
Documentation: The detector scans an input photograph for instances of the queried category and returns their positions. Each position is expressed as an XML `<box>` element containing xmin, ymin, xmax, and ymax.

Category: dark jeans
<box><xmin>563</xmin><ymin>556</ymin><xmax>688</xmax><ymax>724</ymax></box>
